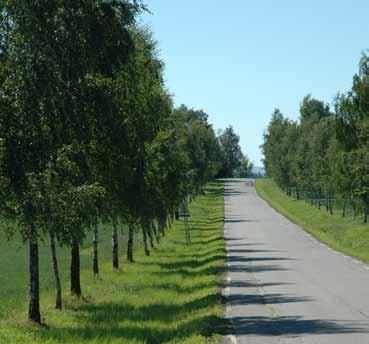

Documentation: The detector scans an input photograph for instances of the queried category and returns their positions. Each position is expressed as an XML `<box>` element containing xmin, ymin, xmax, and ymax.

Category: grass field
<box><xmin>0</xmin><ymin>182</ymin><xmax>226</xmax><ymax>344</ymax></box>
<box><xmin>256</xmin><ymin>179</ymin><xmax>369</xmax><ymax>263</ymax></box>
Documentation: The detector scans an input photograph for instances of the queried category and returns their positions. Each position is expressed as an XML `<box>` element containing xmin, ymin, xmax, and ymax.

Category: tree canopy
<box><xmin>217</xmin><ymin>126</ymin><xmax>252</xmax><ymax>178</ymax></box>
<box><xmin>263</xmin><ymin>52</ymin><xmax>369</xmax><ymax>221</ymax></box>
<box><xmin>0</xmin><ymin>1</ymin><xmax>250</xmax><ymax>324</ymax></box>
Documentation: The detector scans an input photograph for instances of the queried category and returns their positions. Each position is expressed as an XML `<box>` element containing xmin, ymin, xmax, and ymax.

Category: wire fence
<box><xmin>286</xmin><ymin>187</ymin><xmax>369</xmax><ymax>224</ymax></box>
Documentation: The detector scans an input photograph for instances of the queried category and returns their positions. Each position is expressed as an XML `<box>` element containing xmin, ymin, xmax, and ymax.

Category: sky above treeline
<box><xmin>142</xmin><ymin>1</ymin><xmax>369</xmax><ymax>165</ymax></box>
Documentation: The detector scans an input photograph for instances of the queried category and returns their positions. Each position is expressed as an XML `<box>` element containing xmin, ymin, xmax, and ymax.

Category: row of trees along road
<box><xmin>0</xmin><ymin>1</ymin><xmax>252</xmax><ymax>324</ymax></box>
<box><xmin>262</xmin><ymin>52</ymin><xmax>369</xmax><ymax>223</ymax></box>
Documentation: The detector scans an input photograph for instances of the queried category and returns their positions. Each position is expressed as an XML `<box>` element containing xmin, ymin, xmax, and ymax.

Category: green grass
<box><xmin>0</xmin><ymin>220</ymin><xmax>135</xmax><ymax>320</ymax></box>
<box><xmin>0</xmin><ymin>183</ymin><xmax>226</xmax><ymax>344</ymax></box>
<box><xmin>256</xmin><ymin>179</ymin><xmax>369</xmax><ymax>263</ymax></box>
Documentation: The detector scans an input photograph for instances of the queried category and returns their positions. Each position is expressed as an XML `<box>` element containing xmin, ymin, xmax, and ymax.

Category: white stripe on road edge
<box><xmin>226</xmin><ymin>276</ymin><xmax>231</xmax><ymax>283</ymax></box>
<box><xmin>225</xmin><ymin>287</ymin><xmax>230</xmax><ymax>294</ymax></box>
<box><xmin>227</xmin><ymin>335</ymin><xmax>238</xmax><ymax>344</ymax></box>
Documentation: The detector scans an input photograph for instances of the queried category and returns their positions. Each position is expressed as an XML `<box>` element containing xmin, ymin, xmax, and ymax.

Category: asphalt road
<box><xmin>223</xmin><ymin>179</ymin><xmax>369</xmax><ymax>344</ymax></box>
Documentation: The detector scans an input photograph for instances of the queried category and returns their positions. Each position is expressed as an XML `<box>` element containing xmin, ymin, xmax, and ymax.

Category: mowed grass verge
<box><xmin>256</xmin><ymin>179</ymin><xmax>369</xmax><ymax>263</ymax></box>
<box><xmin>0</xmin><ymin>182</ymin><xmax>226</xmax><ymax>344</ymax></box>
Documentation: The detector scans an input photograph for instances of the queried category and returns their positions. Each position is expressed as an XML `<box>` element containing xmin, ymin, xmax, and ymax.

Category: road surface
<box><xmin>223</xmin><ymin>179</ymin><xmax>369</xmax><ymax>344</ymax></box>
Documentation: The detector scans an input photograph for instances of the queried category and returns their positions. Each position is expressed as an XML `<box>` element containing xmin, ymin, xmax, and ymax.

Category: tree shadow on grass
<box><xmin>37</xmin><ymin>294</ymin><xmax>227</xmax><ymax>344</ymax></box>
<box><xmin>173</xmin><ymin>246</ymin><xmax>226</xmax><ymax>260</ymax></box>
<box><xmin>38</xmin><ymin>314</ymin><xmax>227</xmax><ymax>344</ymax></box>
<box><xmin>173</xmin><ymin>247</ymin><xmax>226</xmax><ymax>260</ymax></box>
<box><xmin>202</xmin><ymin>236</ymin><xmax>227</xmax><ymax>245</ymax></box>
<box><xmin>145</xmin><ymin>254</ymin><xmax>225</xmax><ymax>270</ymax></box>
<box><xmin>157</xmin><ymin>264</ymin><xmax>225</xmax><ymax>278</ymax></box>
<box><xmin>155</xmin><ymin>262</ymin><xmax>291</xmax><ymax>278</ymax></box>
<box><xmin>146</xmin><ymin>255</ymin><xmax>292</xmax><ymax>272</ymax></box>
<box><xmin>39</xmin><ymin>313</ymin><xmax>368</xmax><ymax>343</ymax></box>
<box><xmin>155</xmin><ymin>280</ymin><xmax>219</xmax><ymax>294</ymax></box>
<box><xmin>194</xmin><ymin>217</ymin><xmax>224</xmax><ymax>225</ymax></box>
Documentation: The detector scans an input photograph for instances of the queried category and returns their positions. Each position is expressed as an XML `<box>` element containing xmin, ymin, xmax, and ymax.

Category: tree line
<box><xmin>262</xmin><ymin>52</ymin><xmax>369</xmax><ymax>222</ymax></box>
<box><xmin>0</xmin><ymin>1</ymin><xmax>251</xmax><ymax>324</ymax></box>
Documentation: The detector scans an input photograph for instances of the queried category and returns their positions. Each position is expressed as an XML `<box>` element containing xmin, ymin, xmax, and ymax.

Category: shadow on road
<box><xmin>227</xmin><ymin>249</ymin><xmax>285</xmax><ymax>254</ymax></box>
<box><xmin>229</xmin><ymin>316</ymin><xmax>369</xmax><ymax>336</ymax></box>
<box><xmin>227</xmin><ymin>256</ymin><xmax>294</xmax><ymax>263</ymax></box>
<box><xmin>224</xmin><ymin>191</ymin><xmax>248</xmax><ymax>196</ymax></box>
<box><xmin>225</xmin><ymin>219</ymin><xmax>257</xmax><ymax>224</ymax></box>
<box><xmin>223</xmin><ymin>179</ymin><xmax>369</xmax><ymax>339</ymax></box>
<box><xmin>226</xmin><ymin>293</ymin><xmax>312</xmax><ymax>306</ymax></box>
<box><xmin>224</xmin><ymin>280</ymin><xmax>293</xmax><ymax>289</ymax></box>
<box><xmin>226</xmin><ymin>243</ymin><xmax>266</xmax><ymax>247</ymax></box>
<box><xmin>228</xmin><ymin>264</ymin><xmax>290</xmax><ymax>274</ymax></box>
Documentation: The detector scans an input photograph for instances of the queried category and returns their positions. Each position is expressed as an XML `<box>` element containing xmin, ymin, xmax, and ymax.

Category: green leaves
<box><xmin>264</xmin><ymin>52</ymin><xmax>369</xmax><ymax>215</ymax></box>
<box><xmin>217</xmin><ymin>126</ymin><xmax>247</xmax><ymax>178</ymax></box>
<box><xmin>0</xmin><ymin>0</ymin><xmax>236</xmax><ymax>325</ymax></box>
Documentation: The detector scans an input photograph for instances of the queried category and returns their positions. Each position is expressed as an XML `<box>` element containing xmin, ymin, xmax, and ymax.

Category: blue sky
<box><xmin>142</xmin><ymin>1</ymin><xmax>369</xmax><ymax>165</ymax></box>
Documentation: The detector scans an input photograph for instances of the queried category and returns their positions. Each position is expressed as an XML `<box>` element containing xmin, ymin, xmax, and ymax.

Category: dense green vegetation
<box><xmin>217</xmin><ymin>126</ymin><xmax>252</xmax><ymax>178</ymax></box>
<box><xmin>0</xmin><ymin>0</ymin><xmax>249</xmax><ymax>327</ymax></box>
<box><xmin>256</xmin><ymin>179</ymin><xmax>369</xmax><ymax>262</ymax></box>
<box><xmin>262</xmin><ymin>52</ymin><xmax>369</xmax><ymax>225</ymax></box>
<box><xmin>0</xmin><ymin>183</ymin><xmax>225</xmax><ymax>343</ymax></box>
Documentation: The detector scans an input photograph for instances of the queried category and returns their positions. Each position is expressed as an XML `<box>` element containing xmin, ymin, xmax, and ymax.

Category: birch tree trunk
<box><xmin>159</xmin><ymin>215</ymin><xmax>166</xmax><ymax>237</ymax></box>
<box><xmin>92</xmin><ymin>223</ymin><xmax>99</xmax><ymax>276</ymax></box>
<box><xmin>29</xmin><ymin>235</ymin><xmax>41</xmax><ymax>323</ymax></box>
<box><xmin>127</xmin><ymin>224</ymin><xmax>134</xmax><ymax>263</ymax></box>
<box><xmin>147</xmin><ymin>224</ymin><xmax>155</xmax><ymax>249</ymax></box>
<box><xmin>353</xmin><ymin>201</ymin><xmax>357</xmax><ymax>220</ymax></box>
<box><xmin>112</xmin><ymin>220</ymin><xmax>119</xmax><ymax>269</ymax></box>
<box><xmin>342</xmin><ymin>200</ymin><xmax>346</xmax><ymax>218</ymax></box>
<box><xmin>71</xmin><ymin>238</ymin><xmax>82</xmax><ymax>296</ymax></box>
<box><xmin>49</xmin><ymin>232</ymin><xmax>62</xmax><ymax>310</ymax></box>
<box><xmin>152</xmin><ymin>222</ymin><xmax>160</xmax><ymax>244</ymax></box>
<box><xmin>141</xmin><ymin>220</ymin><xmax>150</xmax><ymax>256</ymax></box>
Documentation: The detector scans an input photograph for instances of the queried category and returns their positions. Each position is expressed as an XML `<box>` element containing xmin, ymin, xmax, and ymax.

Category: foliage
<box><xmin>217</xmin><ymin>126</ymin><xmax>251</xmax><ymax>178</ymax></box>
<box><xmin>0</xmin><ymin>0</ymin><xmax>240</xmax><ymax>326</ymax></box>
<box><xmin>262</xmin><ymin>52</ymin><xmax>369</xmax><ymax>222</ymax></box>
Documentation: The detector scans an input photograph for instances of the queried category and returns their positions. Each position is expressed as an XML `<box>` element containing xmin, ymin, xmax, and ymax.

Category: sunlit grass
<box><xmin>256</xmin><ymin>179</ymin><xmax>369</xmax><ymax>262</ymax></box>
<box><xmin>0</xmin><ymin>182</ymin><xmax>225</xmax><ymax>343</ymax></box>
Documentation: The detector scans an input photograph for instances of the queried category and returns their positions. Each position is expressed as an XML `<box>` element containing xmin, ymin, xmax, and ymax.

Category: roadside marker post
<box><xmin>179</xmin><ymin>202</ymin><xmax>191</xmax><ymax>244</ymax></box>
